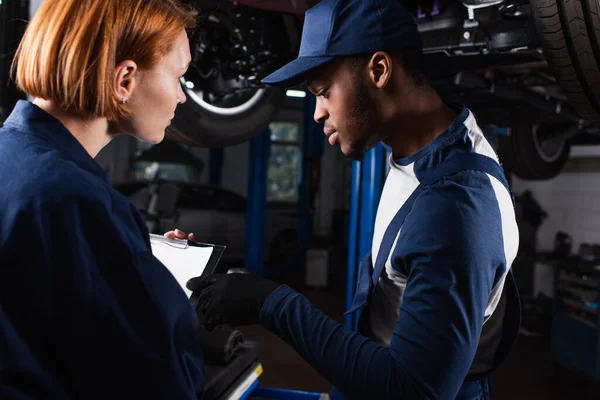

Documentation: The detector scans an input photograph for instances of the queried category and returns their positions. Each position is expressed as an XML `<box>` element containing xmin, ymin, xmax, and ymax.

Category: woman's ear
<box><xmin>113</xmin><ymin>60</ymin><xmax>139</xmax><ymax>104</ymax></box>
<box><xmin>367</xmin><ymin>51</ymin><xmax>392</xmax><ymax>90</ymax></box>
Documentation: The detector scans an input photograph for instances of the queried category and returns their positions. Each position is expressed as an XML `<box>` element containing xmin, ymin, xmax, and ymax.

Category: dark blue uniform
<box><xmin>259</xmin><ymin>108</ymin><xmax>521</xmax><ymax>400</ymax></box>
<box><xmin>0</xmin><ymin>101</ymin><xmax>204</xmax><ymax>399</ymax></box>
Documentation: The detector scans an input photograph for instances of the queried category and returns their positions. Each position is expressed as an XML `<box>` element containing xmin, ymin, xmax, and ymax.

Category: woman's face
<box><xmin>123</xmin><ymin>29</ymin><xmax>191</xmax><ymax>143</ymax></box>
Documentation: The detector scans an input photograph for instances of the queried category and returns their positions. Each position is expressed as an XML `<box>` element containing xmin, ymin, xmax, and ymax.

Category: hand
<box><xmin>186</xmin><ymin>272</ymin><xmax>280</xmax><ymax>330</ymax></box>
<box><xmin>164</xmin><ymin>229</ymin><xmax>195</xmax><ymax>242</ymax></box>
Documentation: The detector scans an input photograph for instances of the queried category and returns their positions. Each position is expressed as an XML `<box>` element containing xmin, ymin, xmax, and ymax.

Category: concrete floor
<box><xmin>239</xmin><ymin>272</ymin><xmax>600</xmax><ymax>399</ymax></box>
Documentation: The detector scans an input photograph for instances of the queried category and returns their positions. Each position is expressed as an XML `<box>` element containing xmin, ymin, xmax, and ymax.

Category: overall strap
<box><xmin>371</xmin><ymin>153</ymin><xmax>509</xmax><ymax>287</ymax></box>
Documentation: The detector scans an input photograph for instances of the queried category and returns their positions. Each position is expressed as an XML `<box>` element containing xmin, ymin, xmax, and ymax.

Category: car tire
<box><xmin>166</xmin><ymin>4</ymin><xmax>294</xmax><ymax>148</ymax></box>
<box><xmin>531</xmin><ymin>0</ymin><xmax>600</xmax><ymax>125</ymax></box>
<box><xmin>499</xmin><ymin>125</ymin><xmax>570</xmax><ymax>180</ymax></box>
<box><xmin>166</xmin><ymin>87</ymin><xmax>285</xmax><ymax>148</ymax></box>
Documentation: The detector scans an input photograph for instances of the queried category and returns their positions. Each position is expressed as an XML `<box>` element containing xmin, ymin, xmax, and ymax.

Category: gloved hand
<box><xmin>186</xmin><ymin>272</ymin><xmax>280</xmax><ymax>330</ymax></box>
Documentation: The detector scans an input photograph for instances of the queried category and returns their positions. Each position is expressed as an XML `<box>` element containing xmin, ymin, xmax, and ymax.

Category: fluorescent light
<box><xmin>286</xmin><ymin>90</ymin><xmax>306</xmax><ymax>98</ymax></box>
<box><xmin>185</xmin><ymin>81</ymin><xmax>195</xmax><ymax>89</ymax></box>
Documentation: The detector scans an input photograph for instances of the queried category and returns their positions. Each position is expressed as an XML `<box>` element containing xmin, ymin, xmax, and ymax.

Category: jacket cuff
<box><xmin>259</xmin><ymin>284</ymin><xmax>295</xmax><ymax>326</ymax></box>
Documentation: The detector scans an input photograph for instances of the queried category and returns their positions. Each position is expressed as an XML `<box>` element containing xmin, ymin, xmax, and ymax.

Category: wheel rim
<box><xmin>181</xmin><ymin>78</ymin><xmax>267</xmax><ymax>116</ymax></box>
<box><xmin>532</xmin><ymin>125</ymin><xmax>566</xmax><ymax>163</ymax></box>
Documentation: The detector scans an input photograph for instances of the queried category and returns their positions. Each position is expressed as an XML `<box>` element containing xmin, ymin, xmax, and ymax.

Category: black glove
<box><xmin>186</xmin><ymin>272</ymin><xmax>280</xmax><ymax>330</ymax></box>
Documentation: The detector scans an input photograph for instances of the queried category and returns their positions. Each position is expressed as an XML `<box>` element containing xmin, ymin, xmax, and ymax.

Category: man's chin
<box><xmin>341</xmin><ymin>144</ymin><xmax>365</xmax><ymax>162</ymax></box>
<box><xmin>343</xmin><ymin>139</ymin><xmax>380</xmax><ymax>161</ymax></box>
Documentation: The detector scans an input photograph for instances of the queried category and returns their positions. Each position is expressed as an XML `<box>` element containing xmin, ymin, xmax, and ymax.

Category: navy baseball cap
<box><xmin>262</xmin><ymin>0</ymin><xmax>422</xmax><ymax>88</ymax></box>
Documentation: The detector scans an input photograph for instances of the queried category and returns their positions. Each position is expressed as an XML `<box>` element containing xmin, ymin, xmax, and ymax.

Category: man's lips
<box><xmin>324</xmin><ymin>128</ymin><xmax>338</xmax><ymax>145</ymax></box>
<box><xmin>328</xmin><ymin>132</ymin><xmax>339</xmax><ymax>145</ymax></box>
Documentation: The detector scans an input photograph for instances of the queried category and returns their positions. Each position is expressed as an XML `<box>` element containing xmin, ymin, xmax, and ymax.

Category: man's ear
<box><xmin>367</xmin><ymin>51</ymin><xmax>392</xmax><ymax>90</ymax></box>
<box><xmin>114</xmin><ymin>60</ymin><xmax>139</xmax><ymax>103</ymax></box>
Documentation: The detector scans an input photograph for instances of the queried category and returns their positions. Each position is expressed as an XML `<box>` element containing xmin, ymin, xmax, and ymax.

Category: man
<box><xmin>188</xmin><ymin>0</ymin><xmax>521</xmax><ymax>398</ymax></box>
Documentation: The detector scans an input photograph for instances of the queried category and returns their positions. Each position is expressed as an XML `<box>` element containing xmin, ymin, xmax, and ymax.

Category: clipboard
<box><xmin>150</xmin><ymin>233</ymin><xmax>226</xmax><ymax>300</ymax></box>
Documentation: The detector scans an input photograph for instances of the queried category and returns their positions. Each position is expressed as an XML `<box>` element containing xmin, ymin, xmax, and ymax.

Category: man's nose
<box><xmin>313</xmin><ymin>98</ymin><xmax>328</xmax><ymax>124</ymax></box>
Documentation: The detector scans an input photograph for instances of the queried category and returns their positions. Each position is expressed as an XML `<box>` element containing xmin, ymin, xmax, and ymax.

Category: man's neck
<box><xmin>382</xmin><ymin>89</ymin><xmax>458</xmax><ymax>159</ymax></box>
<box><xmin>33</xmin><ymin>98</ymin><xmax>116</xmax><ymax>158</ymax></box>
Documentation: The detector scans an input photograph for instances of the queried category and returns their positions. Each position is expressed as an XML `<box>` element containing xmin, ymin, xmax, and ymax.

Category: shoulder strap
<box><xmin>371</xmin><ymin>153</ymin><xmax>510</xmax><ymax>287</ymax></box>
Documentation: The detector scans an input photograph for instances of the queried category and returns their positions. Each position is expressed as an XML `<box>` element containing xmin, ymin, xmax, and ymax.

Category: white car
<box><xmin>115</xmin><ymin>181</ymin><xmax>298</xmax><ymax>264</ymax></box>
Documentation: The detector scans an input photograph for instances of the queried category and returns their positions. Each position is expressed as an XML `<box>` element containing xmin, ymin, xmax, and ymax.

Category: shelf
<box><xmin>519</xmin><ymin>252</ymin><xmax>600</xmax><ymax>270</ymax></box>
<box><xmin>558</xmin><ymin>274</ymin><xmax>600</xmax><ymax>290</ymax></box>
<box><xmin>556</xmin><ymin>285</ymin><xmax>599</xmax><ymax>302</ymax></box>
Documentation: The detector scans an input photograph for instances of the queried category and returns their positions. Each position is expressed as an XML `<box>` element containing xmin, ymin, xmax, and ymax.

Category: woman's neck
<box><xmin>33</xmin><ymin>98</ymin><xmax>116</xmax><ymax>158</ymax></box>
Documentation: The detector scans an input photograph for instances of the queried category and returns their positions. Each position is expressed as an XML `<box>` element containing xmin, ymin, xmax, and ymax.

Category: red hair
<box><xmin>12</xmin><ymin>0</ymin><xmax>196</xmax><ymax>120</ymax></box>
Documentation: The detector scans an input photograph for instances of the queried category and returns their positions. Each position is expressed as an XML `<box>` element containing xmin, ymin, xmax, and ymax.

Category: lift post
<box><xmin>244</xmin><ymin>128</ymin><xmax>272</xmax><ymax>276</ymax></box>
<box><xmin>345</xmin><ymin>144</ymin><xmax>387</xmax><ymax>329</ymax></box>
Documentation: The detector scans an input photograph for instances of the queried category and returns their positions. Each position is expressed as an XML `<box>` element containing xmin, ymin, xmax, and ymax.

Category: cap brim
<box><xmin>261</xmin><ymin>55</ymin><xmax>335</xmax><ymax>88</ymax></box>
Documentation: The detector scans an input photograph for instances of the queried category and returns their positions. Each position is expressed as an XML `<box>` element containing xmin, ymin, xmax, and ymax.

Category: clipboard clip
<box><xmin>149</xmin><ymin>233</ymin><xmax>189</xmax><ymax>249</ymax></box>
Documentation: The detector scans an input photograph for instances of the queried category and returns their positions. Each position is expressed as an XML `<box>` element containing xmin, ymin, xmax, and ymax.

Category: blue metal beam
<box><xmin>345</xmin><ymin>144</ymin><xmax>386</xmax><ymax>329</ymax></box>
<box><xmin>357</xmin><ymin>144</ymin><xmax>386</xmax><ymax>258</ymax></box>
<box><xmin>244</xmin><ymin>129</ymin><xmax>272</xmax><ymax>276</ymax></box>
<box><xmin>252</xmin><ymin>387</ymin><xmax>324</xmax><ymax>399</ymax></box>
<box><xmin>345</xmin><ymin>161</ymin><xmax>362</xmax><ymax>329</ymax></box>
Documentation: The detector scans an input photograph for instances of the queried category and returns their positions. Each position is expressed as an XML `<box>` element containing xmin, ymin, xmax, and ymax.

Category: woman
<box><xmin>0</xmin><ymin>0</ymin><xmax>204</xmax><ymax>398</ymax></box>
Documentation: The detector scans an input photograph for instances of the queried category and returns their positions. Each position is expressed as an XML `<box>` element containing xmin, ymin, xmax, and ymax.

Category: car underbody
<box><xmin>3</xmin><ymin>0</ymin><xmax>600</xmax><ymax>179</ymax></box>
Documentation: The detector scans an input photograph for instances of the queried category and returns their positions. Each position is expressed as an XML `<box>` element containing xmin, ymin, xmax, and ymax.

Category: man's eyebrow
<box><xmin>305</xmin><ymin>80</ymin><xmax>317</xmax><ymax>93</ymax></box>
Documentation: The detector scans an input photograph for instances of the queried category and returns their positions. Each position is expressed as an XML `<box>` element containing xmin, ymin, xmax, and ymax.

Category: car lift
<box><xmin>345</xmin><ymin>144</ymin><xmax>387</xmax><ymax>329</ymax></box>
<box><xmin>244</xmin><ymin>128</ymin><xmax>272</xmax><ymax>276</ymax></box>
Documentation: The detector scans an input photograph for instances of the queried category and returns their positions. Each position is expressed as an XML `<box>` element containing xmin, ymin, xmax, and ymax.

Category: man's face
<box><xmin>306</xmin><ymin>59</ymin><xmax>383</xmax><ymax>161</ymax></box>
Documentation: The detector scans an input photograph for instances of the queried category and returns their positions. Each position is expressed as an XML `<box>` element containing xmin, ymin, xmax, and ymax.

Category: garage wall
<box><xmin>511</xmin><ymin>146</ymin><xmax>600</xmax><ymax>252</ymax></box>
<box><xmin>189</xmin><ymin>145</ymin><xmax>247</xmax><ymax>193</ymax></box>
<box><xmin>217</xmin><ymin>136</ymin><xmax>350</xmax><ymax>238</ymax></box>
<box><xmin>314</xmin><ymin>137</ymin><xmax>353</xmax><ymax>236</ymax></box>
<box><xmin>221</xmin><ymin>142</ymin><xmax>250</xmax><ymax>196</ymax></box>
<box><xmin>219</xmin><ymin>101</ymin><xmax>303</xmax><ymax>197</ymax></box>
<box><xmin>511</xmin><ymin>145</ymin><xmax>600</xmax><ymax>297</ymax></box>
<box><xmin>216</xmin><ymin>100</ymin><xmax>351</xmax><ymax>238</ymax></box>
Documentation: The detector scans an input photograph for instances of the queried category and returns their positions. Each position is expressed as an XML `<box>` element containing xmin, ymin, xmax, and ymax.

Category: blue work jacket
<box><xmin>0</xmin><ymin>101</ymin><xmax>204</xmax><ymax>399</ymax></box>
<box><xmin>259</xmin><ymin>113</ymin><xmax>521</xmax><ymax>399</ymax></box>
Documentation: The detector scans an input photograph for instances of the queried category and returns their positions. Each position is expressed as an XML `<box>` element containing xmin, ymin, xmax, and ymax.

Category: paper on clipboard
<box><xmin>150</xmin><ymin>234</ymin><xmax>214</xmax><ymax>298</ymax></box>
